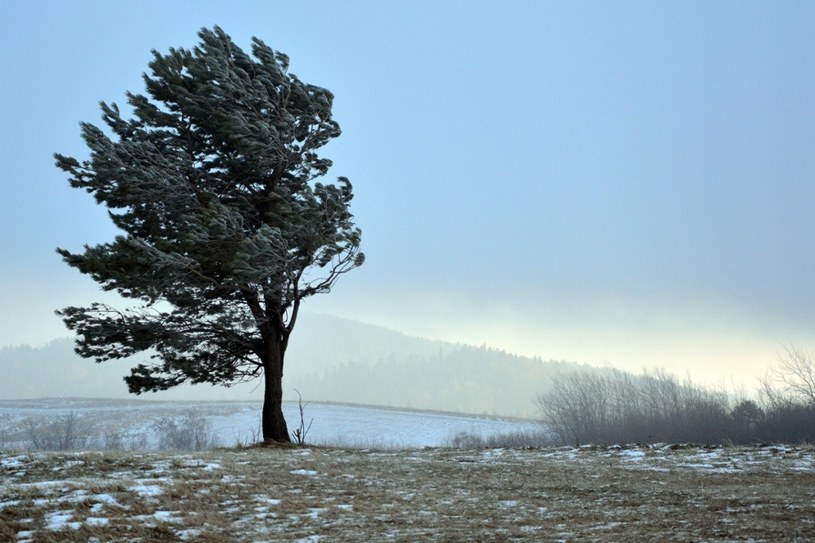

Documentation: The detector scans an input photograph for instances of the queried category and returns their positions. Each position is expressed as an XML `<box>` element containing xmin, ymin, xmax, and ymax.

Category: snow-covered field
<box><xmin>0</xmin><ymin>398</ymin><xmax>544</xmax><ymax>450</ymax></box>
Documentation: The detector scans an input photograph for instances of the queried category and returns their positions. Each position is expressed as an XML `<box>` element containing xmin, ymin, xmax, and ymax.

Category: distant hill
<box><xmin>288</xmin><ymin>345</ymin><xmax>581</xmax><ymax>418</ymax></box>
<box><xmin>0</xmin><ymin>313</ymin><xmax>585</xmax><ymax>417</ymax></box>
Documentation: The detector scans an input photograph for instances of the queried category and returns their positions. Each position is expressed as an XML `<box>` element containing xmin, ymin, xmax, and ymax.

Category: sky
<box><xmin>1</xmin><ymin>1</ymin><xmax>814</xmax><ymax>391</ymax></box>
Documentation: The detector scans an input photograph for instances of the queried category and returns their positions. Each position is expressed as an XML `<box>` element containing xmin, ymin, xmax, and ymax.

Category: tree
<box><xmin>760</xmin><ymin>346</ymin><xmax>815</xmax><ymax>409</ymax></box>
<box><xmin>54</xmin><ymin>27</ymin><xmax>364</xmax><ymax>443</ymax></box>
<box><xmin>730</xmin><ymin>399</ymin><xmax>763</xmax><ymax>442</ymax></box>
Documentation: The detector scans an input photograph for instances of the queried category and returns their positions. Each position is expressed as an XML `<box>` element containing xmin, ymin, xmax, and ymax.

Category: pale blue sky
<box><xmin>2</xmin><ymin>1</ymin><xmax>814</xmax><ymax>387</ymax></box>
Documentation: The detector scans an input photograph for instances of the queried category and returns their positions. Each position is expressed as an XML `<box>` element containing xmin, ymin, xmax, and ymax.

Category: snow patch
<box><xmin>290</xmin><ymin>469</ymin><xmax>318</xmax><ymax>476</ymax></box>
<box><xmin>130</xmin><ymin>481</ymin><xmax>165</xmax><ymax>497</ymax></box>
<box><xmin>308</xmin><ymin>507</ymin><xmax>326</xmax><ymax>520</ymax></box>
<box><xmin>178</xmin><ymin>528</ymin><xmax>203</xmax><ymax>541</ymax></box>
<box><xmin>45</xmin><ymin>510</ymin><xmax>79</xmax><ymax>531</ymax></box>
<box><xmin>1</xmin><ymin>455</ymin><xmax>27</xmax><ymax>469</ymax></box>
<box><xmin>256</xmin><ymin>495</ymin><xmax>282</xmax><ymax>506</ymax></box>
<box><xmin>619</xmin><ymin>449</ymin><xmax>645</xmax><ymax>460</ymax></box>
<box><xmin>153</xmin><ymin>510</ymin><xmax>176</xmax><ymax>522</ymax></box>
<box><xmin>91</xmin><ymin>493</ymin><xmax>122</xmax><ymax>509</ymax></box>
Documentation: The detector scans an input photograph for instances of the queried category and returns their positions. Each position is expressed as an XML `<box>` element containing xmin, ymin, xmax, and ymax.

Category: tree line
<box><xmin>537</xmin><ymin>346</ymin><xmax>815</xmax><ymax>445</ymax></box>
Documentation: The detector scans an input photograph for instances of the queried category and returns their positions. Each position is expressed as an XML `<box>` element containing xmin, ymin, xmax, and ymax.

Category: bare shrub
<box><xmin>234</xmin><ymin>420</ymin><xmax>263</xmax><ymax>448</ymax></box>
<box><xmin>153</xmin><ymin>412</ymin><xmax>219</xmax><ymax>450</ymax></box>
<box><xmin>446</xmin><ymin>430</ymin><xmax>552</xmax><ymax>449</ymax></box>
<box><xmin>99</xmin><ymin>429</ymin><xmax>149</xmax><ymax>451</ymax></box>
<box><xmin>757</xmin><ymin>346</ymin><xmax>815</xmax><ymax>443</ymax></box>
<box><xmin>291</xmin><ymin>389</ymin><xmax>313</xmax><ymax>445</ymax></box>
<box><xmin>26</xmin><ymin>411</ymin><xmax>95</xmax><ymax>451</ymax></box>
<box><xmin>761</xmin><ymin>346</ymin><xmax>815</xmax><ymax>409</ymax></box>
<box><xmin>99</xmin><ymin>429</ymin><xmax>125</xmax><ymax>450</ymax></box>
<box><xmin>537</xmin><ymin>368</ymin><xmax>732</xmax><ymax>446</ymax></box>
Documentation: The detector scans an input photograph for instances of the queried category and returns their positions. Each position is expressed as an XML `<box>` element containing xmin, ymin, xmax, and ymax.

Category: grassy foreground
<box><xmin>2</xmin><ymin>444</ymin><xmax>814</xmax><ymax>542</ymax></box>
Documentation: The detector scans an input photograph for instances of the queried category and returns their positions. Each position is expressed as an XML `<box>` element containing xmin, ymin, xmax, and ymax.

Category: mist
<box><xmin>1</xmin><ymin>2</ymin><xmax>814</xmax><ymax>412</ymax></box>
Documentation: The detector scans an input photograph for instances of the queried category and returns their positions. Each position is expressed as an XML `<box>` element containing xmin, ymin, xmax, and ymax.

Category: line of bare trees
<box><xmin>538</xmin><ymin>346</ymin><xmax>815</xmax><ymax>446</ymax></box>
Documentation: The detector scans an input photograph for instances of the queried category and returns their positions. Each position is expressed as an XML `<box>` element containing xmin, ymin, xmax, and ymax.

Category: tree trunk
<box><xmin>262</xmin><ymin>335</ymin><xmax>291</xmax><ymax>443</ymax></box>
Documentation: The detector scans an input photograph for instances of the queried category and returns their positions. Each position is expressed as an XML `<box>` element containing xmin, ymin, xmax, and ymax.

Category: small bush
<box><xmin>153</xmin><ymin>412</ymin><xmax>219</xmax><ymax>450</ymax></box>
<box><xmin>98</xmin><ymin>429</ymin><xmax>149</xmax><ymax>451</ymax></box>
<box><xmin>446</xmin><ymin>429</ymin><xmax>552</xmax><ymax>449</ymax></box>
<box><xmin>26</xmin><ymin>411</ymin><xmax>95</xmax><ymax>451</ymax></box>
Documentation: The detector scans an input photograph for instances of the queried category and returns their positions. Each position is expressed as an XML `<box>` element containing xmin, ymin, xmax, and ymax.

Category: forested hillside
<box><xmin>289</xmin><ymin>346</ymin><xmax>579</xmax><ymax>418</ymax></box>
<box><xmin>1</xmin><ymin>313</ymin><xmax>581</xmax><ymax>417</ymax></box>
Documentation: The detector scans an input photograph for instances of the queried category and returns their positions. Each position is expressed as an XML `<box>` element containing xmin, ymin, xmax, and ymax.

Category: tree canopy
<box><xmin>55</xmin><ymin>26</ymin><xmax>364</xmax><ymax>442</ymax></box>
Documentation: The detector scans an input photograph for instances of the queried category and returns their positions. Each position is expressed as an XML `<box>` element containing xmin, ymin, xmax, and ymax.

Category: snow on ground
<box><xmin>0</xmin><ymin>398</ymin><xmax>543</xmax><ymax>450</ymax></box>
<box><xmin>2</xmin><ymin>444</ymin><xmax>814</xmax><ymax>541</ymax></box>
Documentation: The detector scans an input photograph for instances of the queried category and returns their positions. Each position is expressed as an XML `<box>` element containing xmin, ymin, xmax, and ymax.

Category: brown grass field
<box><xmin>2</xmin><ymin>444</ymin><xmax>814</xmax><ymax>542</ymax></box>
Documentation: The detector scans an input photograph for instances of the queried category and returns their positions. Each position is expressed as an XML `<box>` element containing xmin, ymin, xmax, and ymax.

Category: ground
<box><xmin>2</xmin><ymin>444</ymin><xmax>814</xmax><ymax>542</ymax></box>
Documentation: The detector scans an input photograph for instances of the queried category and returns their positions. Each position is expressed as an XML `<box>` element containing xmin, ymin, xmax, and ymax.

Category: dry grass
<box><xmin>2</xmin><ymin>444</ymin><xmax>815</xmax><ymax>542</ymax></box>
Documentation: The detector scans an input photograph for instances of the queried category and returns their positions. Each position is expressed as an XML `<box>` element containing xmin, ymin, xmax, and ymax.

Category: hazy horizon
<box><xmin>2</xmin><ymin>1</ymin><xmax>814</xmax><ymax>393</ymax></box>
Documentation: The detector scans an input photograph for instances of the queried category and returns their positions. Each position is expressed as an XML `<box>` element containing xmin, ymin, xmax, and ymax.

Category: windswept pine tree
<box><xmin>55</xmin><ymin>27</ymin><xmax>364</xmax><ymax>442</ymax></box>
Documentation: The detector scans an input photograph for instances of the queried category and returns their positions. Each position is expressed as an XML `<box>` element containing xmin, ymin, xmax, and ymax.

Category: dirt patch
<box><xmin>2</xmin><ymin>445</ymin><xmax>814</xmax><ymax>541</ymax></box>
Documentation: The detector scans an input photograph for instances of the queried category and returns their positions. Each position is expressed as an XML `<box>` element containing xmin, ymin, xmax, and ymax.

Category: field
<box><xmin>0</xmin><ymin>399</ymin><xmax>542</xmax><ymax>450</ymax></box>
<box><xmin>3</xmin><ymin>444</ymin><xmax>815</xmax><ymax>542</ymax></box>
